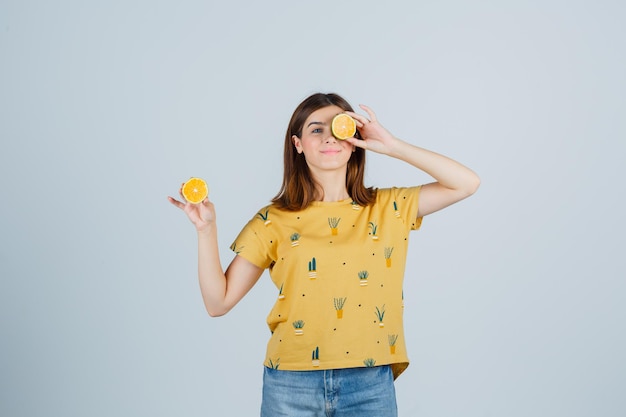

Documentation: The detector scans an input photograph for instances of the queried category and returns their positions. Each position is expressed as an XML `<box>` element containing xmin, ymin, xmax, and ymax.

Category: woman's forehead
<box><xmin>304</xmin><ymin>105</ymin><xmax>344</xmax><ymax>124</ymax></box>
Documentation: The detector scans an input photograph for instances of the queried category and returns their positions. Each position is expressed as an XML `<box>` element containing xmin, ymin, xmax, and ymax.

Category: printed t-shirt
<box><xmin>230</xmin><ymin>186</ymin><xmax>422</xmax><ymax>379</ymax></box>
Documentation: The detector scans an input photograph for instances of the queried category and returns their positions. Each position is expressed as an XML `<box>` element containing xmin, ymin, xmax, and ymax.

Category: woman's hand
<box><xmin>167</xmin><ymin>184</ymin><xmax>215</xmax><ymax>232</ymax></box>
<box><xmin>344</xmin><ymin>104</ymin><xmax>400</xmax><ymax>155</ymax></box>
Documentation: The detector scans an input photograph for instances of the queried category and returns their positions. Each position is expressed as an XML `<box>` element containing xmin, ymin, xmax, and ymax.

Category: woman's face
<box><xmin>292</xmin><ymin>105</ymin><xmax>355</xmax><ymax>174</ymax></box>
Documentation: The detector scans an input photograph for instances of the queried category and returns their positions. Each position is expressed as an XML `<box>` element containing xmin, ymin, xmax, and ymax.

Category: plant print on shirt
<box><xmin>278</xmin><ymin>283</ymin><xmax>285</xmax><ymax>300</ymax></box>
<box><xmin>308</xmin><ymin>257</ymin><xmax>317</xmax><ymax>279</ymax></box>
<box><xmin>293</xmin><ymin>320</ymin><xmax>305</xmax><ymax>335</ymax></box>
<box><xmin>257</xmin><ymin>208</ymin><xmax>271</xmax><ymax>226</ymax></box>
<box><xmin>334</xmin><ymin>297</ymin><xmax>347</xmax><ymax>318</ymax></box>
<box><xmin>368</xmin><ymin>221</ymin><xmax>379</xmax><ymax>241</ymax></box>
<box><xmin>267</xmin><ymin>358</ymin><xmax>280</xmax><ymax>369</ymax></box>
<box><xmin>375</xmin><ymin>305</ymin><xmax>386</xmax><ymax>328</ymax></box>
<box><xmin>311</xmin><ymin>346</ymin><xmax>320</xmax><ymax>367</ymax></box>
<box><xmin>384</xmin><ymin>247</ymin><xmax>394</xmax><ymax>267</ymax></box>
<box><xmin>388</xmin><ymin>334</ymin><xmax>399</xmax><ymax>354</ymax></box>
<box><xmin>364</xmin><ymin>358</ymin><xmax>376</xmax><ymax>367</ymax></box>
<box><xmin>328</xmin><ymin>217</ymin><xmax>341</xmax><ymax>235</ymax></box>
<box><xmin>358</xmin><ymin>270</ymin><xmax>369</xmax><ymax>286</ymax></box>
<box><xmin>392</xmin><ymin>201</ymin><xmax>400</xmax><ymax>218</ymax></box>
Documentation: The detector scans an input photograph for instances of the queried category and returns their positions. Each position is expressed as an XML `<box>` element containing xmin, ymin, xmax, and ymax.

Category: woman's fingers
<box><xmin>168</xmin><ymin>196</ymin><xmax>185</xmax><ymax>209</ymax></box>
<box><xmin>359</xmin><ymin>104</ymin><xmax>377</xmax><ymax>122</ymax></box>
<box><xmin>346</xmin><ymin>137</ymin><xmax>367</xmax><ymax>149</ymax></box>
<box><xmin>346</xmin><ymin>105</ymin><xmax>377</xmax><ymax>127</ymax></box>
<box><xmin>345</xmin><ymin>111</ymin><xmax>368</xmax><ymax>128</ymax></box>
<box><xmin>178</xmin><ymin>184</ymin><xmax>188</xmax><ymax>202</ymax></box>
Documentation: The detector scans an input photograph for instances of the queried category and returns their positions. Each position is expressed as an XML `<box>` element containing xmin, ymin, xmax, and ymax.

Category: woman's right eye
<box><xmin>312</xmin><ymin>128</ymin><xmax>323</xmax><ymax>134</ymax></box>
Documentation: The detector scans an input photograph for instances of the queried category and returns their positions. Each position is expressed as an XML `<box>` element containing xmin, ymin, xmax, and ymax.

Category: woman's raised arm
<box><xmin>346</xmin><ymin>105</ymin><xmax>480</xmax><ymax>217</ymax></box>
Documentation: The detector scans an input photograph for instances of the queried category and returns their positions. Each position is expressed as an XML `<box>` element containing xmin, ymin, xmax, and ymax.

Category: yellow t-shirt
<box><xmin>231</xmin><ymin>186</ymin><xmax>422</xmax><ymax>379</ymax></box>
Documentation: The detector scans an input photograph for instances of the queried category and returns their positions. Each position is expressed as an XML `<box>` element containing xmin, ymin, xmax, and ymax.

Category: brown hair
<box><xmin>271</xmin><ymin>92</ymin><xmax>376</xmax><ymax>210</ymax></box>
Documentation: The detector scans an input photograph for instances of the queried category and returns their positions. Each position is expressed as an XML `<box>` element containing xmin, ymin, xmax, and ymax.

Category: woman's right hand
<box><xmin>167</xmin><ymin>184</ymin><xmax>215</xmax><ymax>232</ymax></box>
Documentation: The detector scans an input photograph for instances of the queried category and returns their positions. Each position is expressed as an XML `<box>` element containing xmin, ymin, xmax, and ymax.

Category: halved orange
<box><xmin>182</xmin><ymin>177</ymin><xmax>209</xmax><ymax>204</ymax></box>
<box><xmin>331</xmin><ymin>113</ymin><xmax>357</xmax><ymax>140</ymax></box>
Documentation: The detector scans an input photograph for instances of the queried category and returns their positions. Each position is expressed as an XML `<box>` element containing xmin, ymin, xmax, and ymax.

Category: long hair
<box><xmin>271</xmin><ymin>92</ymin><xmax>376</xmax><ymax>211</ymax></box>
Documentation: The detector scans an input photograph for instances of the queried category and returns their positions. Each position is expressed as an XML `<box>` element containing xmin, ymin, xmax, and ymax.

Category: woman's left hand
<box><xmin>344</xmin><ymin>105</ymin><xmax>399</xmax><ymax>155</ymax></box>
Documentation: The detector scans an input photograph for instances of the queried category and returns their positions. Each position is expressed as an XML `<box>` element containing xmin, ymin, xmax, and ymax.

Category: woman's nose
<box><xmin>324</xmin><ymin>133</ymin><xmax>338</xmax><ymax>143</ymax></box>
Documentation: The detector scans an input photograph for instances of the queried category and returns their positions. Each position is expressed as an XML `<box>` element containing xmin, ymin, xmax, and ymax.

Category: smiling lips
<box><xmin>321</xmin><ymin>148</ymin><xmax>341</xmax><ymax>154</ymax></box>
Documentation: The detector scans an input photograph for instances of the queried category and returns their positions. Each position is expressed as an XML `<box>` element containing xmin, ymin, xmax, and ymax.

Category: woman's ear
<box><xmin>292</xmin><ymin>135</ymin><xmax>303</xmax><ymax>154</ymax></box>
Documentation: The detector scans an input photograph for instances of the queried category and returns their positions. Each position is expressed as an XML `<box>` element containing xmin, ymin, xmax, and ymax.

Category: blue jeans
<box><xmin>260</xmin><ymin>365</ymin><xmax>398</xmax><ymax>417</ymax></box>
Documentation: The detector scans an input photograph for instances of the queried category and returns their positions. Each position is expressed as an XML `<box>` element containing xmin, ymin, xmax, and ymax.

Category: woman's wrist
<box><xmin>196</xmin><ymin>222</ymin><xmax>216</xmax><ymax>236</ymax></box>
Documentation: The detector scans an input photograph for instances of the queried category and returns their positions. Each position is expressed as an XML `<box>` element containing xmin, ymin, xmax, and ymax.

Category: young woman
<box><xmin>168</xmin><ymin>92</ymin><xmax>480</xmax><ymax>416</ymax></box>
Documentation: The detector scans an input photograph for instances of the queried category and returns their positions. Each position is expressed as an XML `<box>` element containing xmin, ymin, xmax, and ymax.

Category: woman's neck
<box><xmin>313</xmin><ymin>171</ymin><xmax>350</xmax><ymax>202</ymax></box>
<box><xmin>319</xmin><ymin>189</ymin><xmax>350</xmax><ymax>202</ymax></box>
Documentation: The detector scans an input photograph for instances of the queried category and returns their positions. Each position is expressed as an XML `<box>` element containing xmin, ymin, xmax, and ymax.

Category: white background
<box><xmin>1</xmin><ymin>1</ymin><xmax>625</xmax><ymax>416</ymax></box>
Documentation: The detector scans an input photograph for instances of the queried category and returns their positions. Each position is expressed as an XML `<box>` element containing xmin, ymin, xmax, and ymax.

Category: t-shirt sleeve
<box><xmin>391</xmin><ymin>186</ymin><xmax>423</xmax><ymax>230</ymax></box>
<box><xmin>230</xmin><ymin>210</ymin><xmax>275</xmax><ymax>270</ymax></box>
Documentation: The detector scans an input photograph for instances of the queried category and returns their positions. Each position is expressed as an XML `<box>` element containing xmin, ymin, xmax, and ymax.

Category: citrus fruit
<box><xmin>331</xmin><ymin>113</ymin><xmax>357</xmax><ymax>140</ymax></box>
<box><xmin>182</xmin><ymin>177</ymin><xmax>209</xmax><ymax>204</ymax></box>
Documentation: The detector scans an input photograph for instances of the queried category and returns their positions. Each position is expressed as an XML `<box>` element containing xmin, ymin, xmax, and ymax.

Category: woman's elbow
<box><xmin>207</xmin><ymin>309</ymin><xmax>226</xmax><ymax>318</ymax></box>
<box><xmin>205</xmin><ymin>303</ymin><xmax>231</xmax><ymax>318</ymax></box>
<box><xmin>467</xmin><ymin>174</ymin><xmax>481</xmax><ymax>196</ymax></box>
<box><xmin>458</xmin><ymin>169</ymin><xmax>480</xmax><ymax>197</ymax></box>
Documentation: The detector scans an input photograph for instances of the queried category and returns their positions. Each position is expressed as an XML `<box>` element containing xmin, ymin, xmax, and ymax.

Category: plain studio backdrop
<box><xmin>1</xmin><ymin>1</ymin><xmax>624</xmax><ymax>416</ymax></box>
